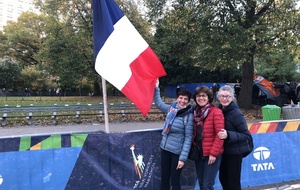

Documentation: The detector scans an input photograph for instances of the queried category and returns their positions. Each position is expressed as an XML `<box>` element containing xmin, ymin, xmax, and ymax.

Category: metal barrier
<box><xmin>0</xmin><ymin>102</ymin><xmax>163</xmax><ymax>126</ymax></box>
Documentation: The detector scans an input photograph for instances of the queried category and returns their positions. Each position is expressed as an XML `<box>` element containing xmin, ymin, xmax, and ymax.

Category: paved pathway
<box><xmin>0</xmin><ymin>121</ymin><xmax>163</xmax><ymax>138</ymax></box>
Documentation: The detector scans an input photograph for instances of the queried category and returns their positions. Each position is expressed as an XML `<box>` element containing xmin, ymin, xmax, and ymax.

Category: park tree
<box><xmin>0</xmin><ymin>31</ymin><xmax>8</xmax><ymax>58</ymax></box>
<box><xmin>255</xmin><ymin>50</ymin><xmax>298</xmax><ymax>82</ymax></box>
<box><xmin>0</xmin><ymin>59</ymin><xmax>21</xmax><ymax>89</ymax></box>
<box><xmin>0</xmin><ymin>12</ymin><xmax>52</xmax><ymax>93</ymax></box>
<box><xmin>1</xmin><ymin>11</ymin><xmax>82</xmax><ymax>95</ymax></box>
<box><xmin>153</xmin><ymin>4</ymin><xmax>204</xmax><ymax>85</ymax></box>
<box><xmin>199</xmin><ymin>0</ymin><xmax>300</xmax><ymax>108</ymax></box>
<box><xmin>33</xmin><ymin>0</ymin><xmax>96</xmax><ymax>95</ymax></box>
<box><xmin>33</xmin><ymin>0</ymin><xmax>153</xmax><ymax>96</ymax></box>
<box><xmin>152</xmin><ymin>1</ymin><xmax>243</xmax><ymax>85</ymax></box>
<box><xmin>1</xmin><ymin>12</ymin><xmax>48</xmax><ymax>67</ymax></box>
<box><xmin>34</xmin><ymin>17</ymin><xmax>92</xmax><ymax>95</ymax></box>
<box><xmin>146</xmin><ymin>0</ymin><xmax>300</xmax><ymax>108</ymax></box>
<box><xmin>20</xmin><ymin>66</ymin><xmax>48</xmax><ymax>94</ymax></box>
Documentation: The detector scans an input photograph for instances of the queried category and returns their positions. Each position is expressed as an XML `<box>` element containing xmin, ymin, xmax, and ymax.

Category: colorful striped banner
<box><xmin>248</xmin><ymin>120</ymin><xmax>300</xmax><ymax>134</ymax></box>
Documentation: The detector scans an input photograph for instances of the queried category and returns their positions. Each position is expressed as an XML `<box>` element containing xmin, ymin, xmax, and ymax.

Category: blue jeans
<box><xmin>195</xmin><ymin>155</ymin><xmax>222</xmax><ymax>190</ymax></box>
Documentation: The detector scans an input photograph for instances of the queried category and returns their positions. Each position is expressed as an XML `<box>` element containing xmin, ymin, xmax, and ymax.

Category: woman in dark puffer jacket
<box><xmin>217</xmin><ymin>85</ymin><xmax>253</xmax><ymax>190</ymax></box>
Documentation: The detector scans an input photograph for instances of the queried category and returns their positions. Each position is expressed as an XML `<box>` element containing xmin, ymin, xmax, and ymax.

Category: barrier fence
<box><xmin>0</xmin><ymin>120</ymin><xmax>299</xmax><ymax>189</ymax></box>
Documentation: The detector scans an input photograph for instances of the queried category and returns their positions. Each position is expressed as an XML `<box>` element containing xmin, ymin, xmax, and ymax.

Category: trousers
<box><xmin>195</xmin><ymin>155</ymin><xmax>222</xmax><ymax>190</ymax></box>
<box><xmin>219</xmin><ymin>154</ymin><xmax>243</xmax><ymax>190</ymax></box>
<box><xmin>160</xmin><ymin>148</ymin><xmax>182</xmax><ymax>190</ymax></box>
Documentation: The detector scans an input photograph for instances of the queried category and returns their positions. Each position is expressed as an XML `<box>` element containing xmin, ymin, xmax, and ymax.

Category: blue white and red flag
<box><xmin>93</xmin><ymin>0</ymin><xmax>166</xmax><ymax>116</ymax></box>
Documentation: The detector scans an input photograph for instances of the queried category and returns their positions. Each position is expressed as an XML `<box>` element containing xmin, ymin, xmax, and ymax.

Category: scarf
<box><xmin>192</xmin><ymin>103</ymin><xmax>212</xmax><ymax>146</ymax></box>
<box><xmin>162</xmin><ymin>102</ymin><xmax>190</xmax><ymax>135</ymax></box>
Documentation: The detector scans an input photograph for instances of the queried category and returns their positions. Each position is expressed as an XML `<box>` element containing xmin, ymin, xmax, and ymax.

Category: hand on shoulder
<box><xmin>156</xmin><ymin>79</ymin><xmax>159</xmax><ymax>88</ymax></box>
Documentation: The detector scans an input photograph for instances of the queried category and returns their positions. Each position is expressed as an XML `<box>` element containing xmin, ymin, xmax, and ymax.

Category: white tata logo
<box><xmin>0</xmin><ymin>175</ymin><xmax>3</xmax><ymax>185</ymax></box>
<box><xmin>251</xmin><ymin>147</ymin><xmax>275</xmax><ymax>171</ymax></box>
<box><xmin>253</xmin><ymin>147</ymin><xmax>271</xmax><ymax>160</ymax></box>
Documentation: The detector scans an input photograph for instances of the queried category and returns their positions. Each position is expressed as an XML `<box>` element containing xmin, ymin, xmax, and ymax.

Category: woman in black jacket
<box><xmin>217</xmin><ymin>85</ymin><xmax>253</xmax><ymax>190</ymax></box>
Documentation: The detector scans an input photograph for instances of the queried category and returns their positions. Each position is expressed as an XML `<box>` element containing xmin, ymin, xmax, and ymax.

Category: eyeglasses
<box><xmin>218</xmin><ymin>95</ymin><xmax>232</xmax><ymax>99</ymax></box>
<box><xmin>196</xmin><ymin>94</ymin><xmax>208</xmax><ymax>98</ymax></box>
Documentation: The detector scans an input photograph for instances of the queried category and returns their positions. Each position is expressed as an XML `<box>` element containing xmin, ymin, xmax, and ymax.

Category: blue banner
<box><xmin>0</xmin><ymin>127</ymin><xmax>299</xmax><ymax>189</ymax></box>
<box><xmin>241</xmin><ymin>131</ymin><xmax>300</xmax><ymax>187</ymax></box>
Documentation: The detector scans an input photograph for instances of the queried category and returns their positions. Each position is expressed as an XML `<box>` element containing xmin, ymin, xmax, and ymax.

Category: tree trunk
<box><xmin>238</xmin><ymin>51</ymin><xmax>254</xmax><ymax>109</ymax></box>
<box><xmin>93</xmin><ymin>80</ymin><xmax>101</xmax><ymax>96</ymax></box>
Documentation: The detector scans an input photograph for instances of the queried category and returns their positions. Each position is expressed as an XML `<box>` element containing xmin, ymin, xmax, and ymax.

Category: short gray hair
<box><xmin>218</xmin><ymin>85</ymin><xmax>236</xmax><ymax>101</ymax></box>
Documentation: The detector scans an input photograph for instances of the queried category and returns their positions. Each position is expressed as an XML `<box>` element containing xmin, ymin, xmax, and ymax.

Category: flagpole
<box><xmin>101</xmin><ymin>77</ymin><xmax>110</xmax><ymax>133</ymax></box>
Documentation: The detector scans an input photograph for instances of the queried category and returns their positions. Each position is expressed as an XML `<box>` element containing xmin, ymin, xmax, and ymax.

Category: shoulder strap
<box><xmin>183</xmin><ymin>113</ymin><xmax>189</xmax><ymax>126</ymax></box>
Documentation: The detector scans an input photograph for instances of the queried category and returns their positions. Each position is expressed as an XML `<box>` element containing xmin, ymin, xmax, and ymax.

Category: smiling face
<box><xmin>193</xmin><ymin>86</ymin><xmax>213</xmax><ymax>107</ymax></box>
<box><xmin>176</xmin><ymin>95</ymin><xmax>190</xmax><ymax>108</ymax></box>
<box><xmin>176</xmin><ymin>89</ymin><xmax>191</xmax><ymax>108</ymax></box>
<box><xmin>218</xmin><ymin>91</ymin><xmax>233</xmax><ymax>107</ymax></box>
<box><xmin>195</xmin><ymin>93</ymin><xmax>209</xmax><ymax>107</ymax></box>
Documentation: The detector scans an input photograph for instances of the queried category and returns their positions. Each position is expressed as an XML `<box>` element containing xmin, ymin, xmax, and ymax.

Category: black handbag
<box><xmin>188</xmin><ymin>145</ymin><xmax>200</xmax><ymax>161</ymax></box>
<box><xmin>242</xmin><ymin>132</ymin><xmax>254</xmax><ymax>158</ymax></box>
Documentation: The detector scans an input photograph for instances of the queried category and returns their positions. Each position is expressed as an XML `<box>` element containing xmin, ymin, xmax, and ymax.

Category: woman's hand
<box><xmin>218</xmin><ymin>129</ymin><xmax>227</xmax><ymax>139</ymax></box>
<box><xmin>176</xmin><ymin>160</ymin><xmax>185</xmax><ymax>170</ymax></box>
<box><xmin>156</xmin><ymin>79</ymin><xmax>159</xmax><ymax>87</ymax></box>
<box><xmin>208</xmin><ymin>155</ymin><xmax>216</xmax><ymax>165</ymax></box>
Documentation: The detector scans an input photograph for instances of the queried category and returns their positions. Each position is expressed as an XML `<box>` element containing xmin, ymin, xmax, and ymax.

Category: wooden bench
<box><xmin>0</xmin><ymin>102</ymin><xmax>164</xmax><ymax>126</ymax></box>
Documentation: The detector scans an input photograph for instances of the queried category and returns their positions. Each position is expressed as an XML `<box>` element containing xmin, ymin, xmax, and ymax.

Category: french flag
<box><xmin>92</xmin><ymin>0</ymin><xmax>166</xmax><ymax>116</ymax></box>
